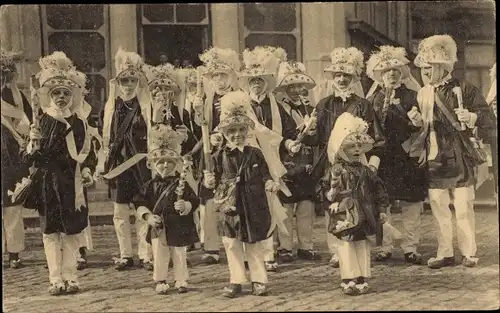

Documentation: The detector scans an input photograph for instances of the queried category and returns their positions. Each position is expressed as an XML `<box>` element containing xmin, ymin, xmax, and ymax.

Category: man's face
<box><xmin>332</xmin><ymin>72</ymin><xmax>353</xmax><ymax>91</ymax></box>
<box><xmin>382</xmin><ymin>68</ymin><xmax>402</xmax><ymax>87</ymax></box>
<box><xmin>342</xmin><ymin>141</ymin><xmax>363</xmax><ymax>162</ymax></box>
<box><xmin>249</xmin><ymin>77</ymin><xmax>266</xmax><ymax>95</ymax></box>
<box><xmin>224</xmin><ymin>124</ymin><xmax>248</xmax><ymax>146</ymax></box>
<box><xmin>49</xmin><ymin>86</ymin><xmax>73</xmax><ymax>109</ymax></box>
<box><xmin>212</xmin><ymin>72</ymin><xmax>229</xmax><ymax>90</ymax></box>
<box><xmin>285</xmin><ymin>84</ymin><xmax>305</xmax><ymax>102</ymax></box>
<box><xmin>118</xmin><ymin>77</ymin><xmax>139</xmax><ymax>98</ymax></box>
<box><xmin>153</xmin><ymin>158</ymin><xmax>177</xmax><ymax>178</ymax></box>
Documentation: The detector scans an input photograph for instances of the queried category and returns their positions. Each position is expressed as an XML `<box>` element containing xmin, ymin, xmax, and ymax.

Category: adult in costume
<box><xmin>273</xmin><ymin>60</ymin><xmax>321</xmax><ymax>262</ymax></box>
<box><xmin>485</xmin><ymin>63</ymin><xmax>497</xmax><ymax>193</ymax></box>
<box><xmin>303</xmin><ymin>47</ymin><xmax>385</xmax><ymax>267</ymax></box>
<box><xmin>1</xmin><ymin>48</ymin><xmax>31</xmax><ymax>269</ymax></box>
<box><xmin>365</xmin><ymin>46</ymin><xmax>426</xmax><ymax>264</ymax></box>
<box><xmin>193</xmin><ymin>47</ymin><xmax>241</xmax><ymax>264</ymax></box>
<box><xmin>20</xmin><ymin>52</ymin><xmax>97</xmax><ymax>295</ymax></box>
<box><xmin>237</xmin><ymin>46</ymin><xmax>298</xmax><ymax>272</ymax></box>
<box><xmin>97</xmin><ymin>48</ymin><xmax>153</xmax><ymax>271</ymax></box>
<box><xmin>408</xmin><ymin>35</ymin><xmax>496</xmax><ymax>269</ymax></box>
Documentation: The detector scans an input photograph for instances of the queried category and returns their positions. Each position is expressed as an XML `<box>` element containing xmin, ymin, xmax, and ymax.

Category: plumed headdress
<box><xmin>1</xmin><ymin>48</ymin><xmax>24</xmax><ymax>74</ymax></box>
<box><xmin>414</xmin><ymin>34</ymin><xmax>458</xmax><ymax>72</ymax></box>
<box><xmin>327</xmin><ymin>112</ymin><xmax>374</xmax><ymax>164</ymax></box>
<box><xmin>238</xmin><ymin>46</ymin><xmax>284</xmax><ymax>92</ymax></box>
<box><xmin>199</xmin><ymin>47</ymin><xmax>241</xmax><ymax>77</ymax></box>
<box><xmin>144</xmin><ymin>62</ymin><xmax>181</xmax><ymax>93</ymax></box>
<box><xmin>36</xmin><ymin>51</ymin><xmax>89</xmax><ymax>117</ymax></box>
<box><xmin>216</xmin><ymin>90</ymin><xmax>255</xmax><ymax>132</ymax></box>
<box><xmin>366</xmin><ymin>46</ymin><xmax>411</xmax><ymax>82</ymax></box>
<box><xmin>324</xmin><ymin>47</ymin><xmax>364</xmax><ymax>80</ymax></box>
<box><xmin>147</xmin><ymin>123</ymin><xmax>182</xmax><ymax>162</ymax></box>
<box><xmin>114</xmin><ymin>47</ymin><xmax>146</xmax><ymax>80</ymax></box>
<box><xmin>275</xmin><ymin>61</ymin><xmax>316</xmax><ymax>92</ymax></box>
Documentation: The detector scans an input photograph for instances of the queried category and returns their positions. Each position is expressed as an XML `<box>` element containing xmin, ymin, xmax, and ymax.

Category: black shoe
<box><xmin>404</xmin><ymin>252</ymin><xmax>423</xmax><ymax>265</ymax></box>
<box><xmin>277</xmin><ymin>249</ymin><xmax>294</xmax><ymax>263</ymax></box>
<box><xmin>252</xmin><ymin>282</ymin><xmax>268</xmax><ymax>296</ymax></box>
<box><xmin>244</xmin><ymin>261</ymin><xmax>249</xmax><ymax>270</ymax></box>
<box><xmin>8</xmin><ymin>253</ymin><xmax>22</xmax><ymax>269</ymax></box>
<box><xmin>139</xmin><ymin>259</ymin><xmax>154</xmax><ymax>271</ymax></box>
<box><xmin>265</xmin><ymin>261</ymin><xmax>278</xmax><ymax>272</ymax></box>
<box><xmin>201</xmin><ymin>253</ymin><xmax>220</xmax><ymax>265</ymax></box>
<box><xmin>222</xmin><ymin>284</ymin><xmax>242</xmax><ymax>298</ymax></box>
<box><xmin>297</xmin><ymin>249</ymin><xmax>321</xmax><ymax>260</ymax></box>
<box><xmin>427</xmin><ymin>256</ymin><xmax>455</xmax><ymax>269</ymax></box>
<box><xmin>114</xmin><ymin>257</ymin><xmax>134</xmax><ymax>270</ymax></box>
<box><xmin>178</xmin><ymin>286</ymin><xmax>188</xmax><ymax>294</ymax></box>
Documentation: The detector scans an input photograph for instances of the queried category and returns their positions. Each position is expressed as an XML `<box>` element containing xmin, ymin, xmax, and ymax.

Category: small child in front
<box><xmin>325</xmin><ymin>112</ymin><xmax>389</xmax><ymax>296</ymax></box>
<box><xmin>133</xmin><ymin>123</ymin><xmax>199</xmax><ymax>294</ymax></box>
<box><xmin>202</xmin><ymin>91</ymin><xmax>281</xmax><ymax>298</ymax></box>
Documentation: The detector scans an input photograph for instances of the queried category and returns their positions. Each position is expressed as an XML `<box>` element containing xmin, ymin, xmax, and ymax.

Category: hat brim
<box><xmin>237</xmin><ymin>73</ymin><xmax>276</xmax><ymax>93</ymax></box>
<box><xmin>324</xmin><ymin>66</ymin><xmax>360</xmax><ymax>81</ymax></box>
<box><xmin>275</xmin><ymin>74</ymin><xmax>316</xmax><ymax>92</ymax></box>
<box><xmin>373</xmin><ymin>65</ymin><xmax>410</xmax><ymax>83</ymax></box>
<box><xmin>215</xmin><ymin>116</ymin><xmax>255</xmax><ymax>133</ymax></box>
<box><xmin>148</xmin><ymin>78</ymin><xmax>181</xmax><ymax>94</ymax></box>
<box><xmin>148</xmin><ymin>149</ymin><xmax>181</xmax><ymax>162</ymax></box>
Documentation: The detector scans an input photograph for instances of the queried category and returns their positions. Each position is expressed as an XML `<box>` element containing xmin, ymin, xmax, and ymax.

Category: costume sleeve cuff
<box><xmin>467</xmin><ymin>112</ymin><xmax>478</xmax><ymax>129</ymax></box>
<box><xmin>368</xmin><ymin>156</ymin><xmax>381</xmax><ymax>170</ymax></box>
<box><xmin>184</xmin><ymin>201</ymin><xmax>192</xmax><ymax>211</ymax></box>
<box><xmin>284</xmin><ymin>139</ymin><xmax>294</xmax><ymax>151</ymax></box>
<box><xmin>137</xmin><ymin>206</ymin><xmax>152</xmax><ymax>220</ymax></box>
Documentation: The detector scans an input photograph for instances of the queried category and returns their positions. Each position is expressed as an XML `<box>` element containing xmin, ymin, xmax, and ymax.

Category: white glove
<box><xmin>326</xmin><ymin>188</ymin><xmax>336</xmax><ymax>202</ymax></box>
<box><xmin>146</xmin><ymin>214</ymin><xmax>163</xmax><ymax>228</ymax></box>
<box><xmin>264</xmin><ymin>180</ymin><xmax>280</xmax><ymax>193</ymax></box>
<box><xmin>454</xmin><ymin>108</ymin><xmax>472</xmax><ymax>122</ymax></box>
<box><xmin>81</xmin><ymin>168</ymin><xmax>94</xmax><ymax>188</ymax></box>
<box><xmin>210</xmin><ymin>133</ymin><xmax>223</xmax><ymax>147</ymax></box>
<box><xmin>175</xmin><ymin>200</ymin><xmax>192</xmax><ymax>216</ymax></box>
<box><xmin>203</xmin><ymin>170</ymin><xmax>216</xmax><ymax>189</ymax></box>
<box><xmin>286</xmin><ymin>140</ymin><xmax>302</xmax><ymax>154</ymax></box>
<box><xmin>407</xmin><ymin>106</ymin><xmax>423</xmax><ymax>127</ymax></box>
<box><xmin>329</xmin><ymin>202</ymin><xmax>339</xmax><ymax>214</ymax></box>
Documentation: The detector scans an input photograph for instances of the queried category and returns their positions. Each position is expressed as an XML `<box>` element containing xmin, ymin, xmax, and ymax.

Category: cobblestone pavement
<box><xmin>3</xmin><ymin>207</ymin><xmax>499</xmax><ymax>312</ymax></box>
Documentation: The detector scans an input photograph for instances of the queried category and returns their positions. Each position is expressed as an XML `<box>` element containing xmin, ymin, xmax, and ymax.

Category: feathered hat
<box><xmin>144</xmin><ymin>62</ymin><xmax>181</xmax><ymax>94</ymax></box>
<box><xmin>275</xmin><ymin>61</ymin><xmax>316</xmax><ymax>92</ymax></box>
<box><xmin>366</xmin><ymin>46</ymin><xmax>411</xmax><ymax>83</ymax></box>
<box><xmin>114</xmin><ymin>47</ymin><xmax>146</xmax><ymax>80</ymax></box>
<box><xmin>1</xmin><ymin>48</ymin><xmax>23</xmax><ymax>74</ymax></box>
<box><xmin>414</xmin><ymin>34</ymin><xmax>458</xmax><ymax>72</ymax></box>
<box><xmin>327</xmin><ymin>112</ymin><xmax>374</xmax><ymax>164</ymax></box>
<box><xmin>238</xmin><ymin>46</ymin><xmax>285</xmax><ymax>92</ymax></box>
<box><xmin>36</xmin><ymin>51</ymin><xmax>89</xmax><ymax>115</ymax></box>
<box><xmin>199</xmin><ymin>47</ymin><xmax>241</xmax><ymax>77</ymax></box>
<box><xmin>147</xmin><ymin>123</ymin><xmax>182</xmax><ymax>163</ymax></box>
<box><xmin>324</xmin><ymin>47</ymin><xmax>365</xmax><ymax>81</ymax></box>
<box><xmin>215</xmin><ymin>90</ymin><xmax>255</xmax><ymax>133</ymax></box>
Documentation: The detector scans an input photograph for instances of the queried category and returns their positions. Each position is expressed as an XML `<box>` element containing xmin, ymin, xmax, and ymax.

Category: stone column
<box><xmin>109</xmin><ymin>4</ymin><xmax>138</xmax><ymax>76</ymax></box>
<box><xmin>211</xmin><ymin>3</ymin><xmax>239</xmax><ymax>52</ymax></box>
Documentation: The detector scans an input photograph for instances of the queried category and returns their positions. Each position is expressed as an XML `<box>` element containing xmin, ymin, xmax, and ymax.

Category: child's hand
<box><xmin>329</xmin><ymin>202</ymin><xmax>339</xmax><ymax>214</ymax></box>
<box><xmin>203</xmin><ymin>171</ymin><xmax>216</xmax><ymax>189</ymax></box>
<box><xmin>407</xmin><ymin>106</ymin><xmax>423</xmax><ymax>127</ymax></box>
<box><xmin>210</xmin><ymin>133</ymin><xmax>223</xmax><ymax>147</ymax></box>
<box><xmin>176</xmin><ymin>200</ymin><xmax>192</xmax><ymax>216</ymax></box>
<box><xmin>81</xmin><ymin>168</ymin><xmax>94</xmax><ymax>187</ymax></box>
<box><xmin>265</xmin><ymin>180</ymin><xmax>280</xmax><ymax>193</ymax></box>
<box><xmin>326</xmin><ymin>188</ymin><xmax>336</xmax><ymax>202</ymax></box>
<box><xmin>147</xmin><ymin>214</ymin><xmax>163</xmax><ymax>228</ymax></box>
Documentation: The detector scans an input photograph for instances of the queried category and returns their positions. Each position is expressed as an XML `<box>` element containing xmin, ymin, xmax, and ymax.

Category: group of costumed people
<box><xmin>1</xmin><ymin>33</ymin><xmax>497</xmax><ymax>297</ymax></box>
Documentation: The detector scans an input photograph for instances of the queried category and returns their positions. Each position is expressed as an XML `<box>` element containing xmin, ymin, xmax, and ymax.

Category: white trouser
<box><xmin>43</xmin><ymin>233</ymin><xmax>80</xmax><ymax>284</ymax></box>
<box><xmin>325</xmin><ymin>210</ymin><xmax>338</xmax><ymax>257</ymax></box>
<box><xmin>201</xmin><ymin>200</ymin><xmax>221</xmax><ymax>253</ymax></box>
<box><xmin>222</xmin><ymin>236</ymin><xmax>267</xmax><ymax>285</ymax></box>
<box><xmin>428</xmin><ymin>186</ymin><xmax>477</xmax><ymax>259</ymax></box>
<box><xmin>336</xmin><ymin>239</ymin><xmax>371</xmax><ymax>280</ymax></box>
<box><xmin>113</xmin><ymin>202</ymin><xmax>152</xmax><ymax>260</ymax></box>
<box><xmin>278</xmin><ymin>200</ymin><xmax>315</xmax><ymax>251</ymax></box>
<box><xmin>379</xmin><ymin>201</ymin><xmax>423</xmax><ymax>254</ymax></box>
<box><xmin>151</xmin><ymin>230</ymin><xmax>188</xmax><ymax>286</ymax></box>
<box><xmin>2</xmin><ymin>206</ymin><xmax>25</xmax><ymax>254</ymax></box>
<box><xmin>77</xmin><ymin>218</ymin><xmax>93</xmax><ymax>251</ymax></box>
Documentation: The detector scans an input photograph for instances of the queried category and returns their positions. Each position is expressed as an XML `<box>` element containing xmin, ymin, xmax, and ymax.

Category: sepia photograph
<box><xmin>1</xmin><ymin>2</ymin><xmax>498</xmax><ymax>312</ymax></box>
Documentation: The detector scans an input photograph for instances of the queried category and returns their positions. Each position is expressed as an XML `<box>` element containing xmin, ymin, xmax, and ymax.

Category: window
<box><xmin>41</xmin><ymin>4</ymin><xmax>110</xmax><ymax>118</ymax></box>
<box><xmin>239</xmin><ymin>3</ymin><xmax>301</xmax><ymax>61</ymax></box>
<box><xmin>139</xmin><ymin>4</ymin><xmax>211</xmax><ymax>66</ymax></box>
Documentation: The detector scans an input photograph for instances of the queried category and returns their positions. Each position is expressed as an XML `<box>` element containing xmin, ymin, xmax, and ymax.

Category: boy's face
<box><xmin>342</xmin><ymin>142</ymin><xmax>363</xmax><ymax>162</ymax></box>
<box><xmin>118</xmin><ymin>76</ymin><xmax>139</xmax><ymax>98</ymax></box>
<box><xmin>285</xmin><ymin>84</ymin><xmax>305</xmax><ymax>102</ymax></box>
<box><xmin>49</xmin><ymin>86</ymin><xmax>73</xmax><ymax>109</ymax></box>
<box><xmin>187</xmin><ymin>82</ymin><xmax>197</xmax><ymax>95</ymax></box>
<box><xmin>332</xmin><ymin>72</ymin><xmax>353</xmax><ymax>91</ymax></box>
<box><xmin>212</xmin><ymin>72</ymin><xmax>229</xmax><ymax>90</ymax></box>
<box><xmin>382</xmin><ymin>68</ymin><xmax>402</xmax><ymax>87</ymax></box>
<box><xmin>249</xmin><ymin>77</ymin><xmax>266</xmax><ymax>95</ymax></box>
<box><xmin>154</xmin><ymin>158</ymin><xmax>177</xmax><ymax>177</ymax></box>
<box><xmin>224</xmin><ymin>124</ymin><xmax>248</xmax><ymax>146</ymax></box>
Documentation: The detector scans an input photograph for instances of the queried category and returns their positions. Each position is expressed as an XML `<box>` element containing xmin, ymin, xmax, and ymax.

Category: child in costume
<box><xmin>98</xmin><ymin>47</ymin><xmax>153</xmax><ymax>271</ymax></box>
<box><xmin>133</xmin><ymin>123</ymin><xmax>199</xmax><ymax>294</ymax></box>
<box><xmin>21</xmin><ymin>52</ymin><xmax>98</xmax><ymax>295</ymax></box>
<box><xmin>1</xmin><ymin>48</ymin><xmax>31</xmax><ymax>269</ymax></box>
<box><xmin>202</xmin><ymin>91</ymin><xmax>281</xmax><ymax>298</ymax></box>
<box><xmin>325</xmin><ymin>112</ymin><xmax>388</xmax><ymax>296</ymax></box>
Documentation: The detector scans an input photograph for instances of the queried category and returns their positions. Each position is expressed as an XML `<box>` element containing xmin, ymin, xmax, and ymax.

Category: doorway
<box><xmin>141</xmin><ymin>25</ymin><xmax>209</xmax><ymax>67</ymax></box>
